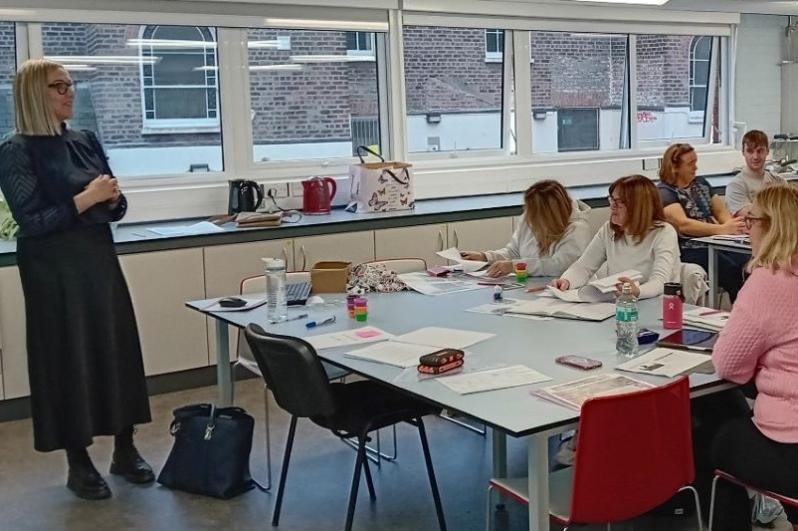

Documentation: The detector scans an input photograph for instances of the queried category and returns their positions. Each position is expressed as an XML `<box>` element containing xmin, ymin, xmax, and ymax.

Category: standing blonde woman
<box><xmin>710</xmin><ymin>185</ymin><xmax>798</xmax><ymax>530</ymax></box>
<box><xmin>0</xmin><ymin>59</ymin><xmax>152</xmax><ymax>500</ymax></box>
<box><xmin>461</xmin><ymin>180</ymin><xmax>592</xmax><ymax>277</ymax></box>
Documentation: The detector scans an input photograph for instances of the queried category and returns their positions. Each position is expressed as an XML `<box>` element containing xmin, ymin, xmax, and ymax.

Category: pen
<box><xmin>306</xmin><ymin>315</ymin><xmax>337</xmax><ymax>328</ymax></box>
<box><xmin>699</xmin><ymin>309</ymin><xmax>723</xmax><ymax>316</ymax></box>
<box><xmin>526</xmin><ymin>285</ymin><xmax>546</xmax><ymax>293</ymax></box>
<box><xmin>270</xmin><ymin>313</ymin><xmax>308</xmax><ymax>325</ymax></box>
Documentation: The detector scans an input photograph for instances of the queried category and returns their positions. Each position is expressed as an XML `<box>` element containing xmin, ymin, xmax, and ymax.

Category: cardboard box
<box><xmin>310</xmin><ymin>261</ymin><xmax>351</xmax><ymax>293</ymax></box>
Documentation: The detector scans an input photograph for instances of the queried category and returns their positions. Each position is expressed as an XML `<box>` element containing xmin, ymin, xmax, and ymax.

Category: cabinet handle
<box><xmin>282</xmin><ymin>248</ymin><xmax>290</xmax><ymax>272</ymax></box>
<box><xmin>301</xmin><ymin>245</ymin><xmax>307</xmax><ymax>271</ymax></box>
<box><xmin>453</xmin><ymin>230</ymin><xmax>459</xmax><ymax>249</ymax></box>
<box><xmin>436</xmin><ymin>231</ymin><xmax>444</xmax><ymax>252</ymax></box>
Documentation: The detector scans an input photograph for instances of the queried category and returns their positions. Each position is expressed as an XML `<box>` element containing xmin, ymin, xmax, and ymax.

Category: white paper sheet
<box><xmin>616</xmin><ymin>348</ymin><xmax>711</xmax><ymax>378</ymax></box>
<box><xmin>148</xmin><ymin>221</ymin><xmax>225</xmax><ymax>236</ymax></box>
<box><xmin>345</xmin><ymin>342</ymin><xmax>439</xmax><ymax>368</ymax></box>
<box><xmin>305</xmin><ymin>327</ymin><xmax>394</xmax><ymax>350</ymax></box>
<box><xmin>398</xmin><ymin>272</ymin><xmax>486</xmax><ymax>296</ymax></box>
<box><xmin>534</xmin><ymin>374</ymin><xmax>654</xmax><ymax>410</ymax></box>
<box><xmin>392</xmin><ymin>327</ymin><xmax>494</xmax><ymax>349</ymax></box>
<box><xmin>437</xmin><ymin>365</ymin><xmax>551</xmax><ymax>395</ymax></box>
<box><xmin>682</xmin><ymin>307</ymin><xmax>731</xmax><ymax>332</ymax></box>
<box><xmin>435</xmin><ymin>247</ymin><xmax>488</xmax><ymax>272</ymax></box>
<box><xmin>506</xmin><ymin>298</ymin><xmax>616</xmax><ymax>321</ymax></box>
<box><xmin>589</xmin><ymin>269</ymin><xmax>643</xmax><ymax>293</ymax></box>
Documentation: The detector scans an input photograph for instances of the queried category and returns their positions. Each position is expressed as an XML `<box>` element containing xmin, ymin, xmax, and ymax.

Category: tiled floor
<box><xmin>0</xmin><ymin>379</ymin><xmax>791</xmax><ymax>531</ymax></box>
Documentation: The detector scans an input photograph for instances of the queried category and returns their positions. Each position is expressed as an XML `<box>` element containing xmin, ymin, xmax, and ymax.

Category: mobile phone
<box><xmin>555</xmin><ymin>355</ymin><xmax>603</xmax><ymax>370</ymax></box>
<box><xmin>419</xmin><ymin>348</ymin><xmax>465</xmax><ymax>367</ymax></box>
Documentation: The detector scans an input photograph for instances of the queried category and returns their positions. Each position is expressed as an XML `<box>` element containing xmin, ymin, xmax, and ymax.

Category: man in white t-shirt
<box><xmin>725</xmin><ymin>130</ymin><xmax>784</xmax><ymax>216</ymax></box>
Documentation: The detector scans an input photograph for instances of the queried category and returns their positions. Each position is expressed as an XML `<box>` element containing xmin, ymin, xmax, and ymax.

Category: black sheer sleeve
<box><xmin>109</xmin><ymin>194</ymin><xmax>128</xmax><ymax>221</ymax></box>
<box><xmin>0</xmin><ymin>140</ymin><xmax>78</xmax><ymax>237</ymax></box>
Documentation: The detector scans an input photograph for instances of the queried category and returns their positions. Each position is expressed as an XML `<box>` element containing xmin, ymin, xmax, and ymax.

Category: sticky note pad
<box><xmin>356</xmin><ymin>329</ymin><xmax>382</xmax><ymax>339</ymax></box>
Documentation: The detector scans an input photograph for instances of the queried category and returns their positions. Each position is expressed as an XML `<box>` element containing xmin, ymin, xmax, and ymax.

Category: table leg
<box><xmin>216</xmin><ymin>319</ymin><xmax>233</xmax><ymax>406</ymax></box>
<box><xmin>527</xmin><ymin>433</ymin><xmax>549</xmax><ymax>531</ymax></box>
<box><xmin>707</xmin><ymin>246</ymin><xmax>718</xmax><ymax>308</ymax></box>
<box><xmin>492</xmin><ymin>428</ymin><xmax>507</xmax><ymax>478</ymax></box>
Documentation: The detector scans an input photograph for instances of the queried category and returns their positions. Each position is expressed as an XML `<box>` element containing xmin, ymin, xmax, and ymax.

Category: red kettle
<box><xmin>302</xmin><ymin>176</ymin><xmax>337</xmax><ymax>215</ymax></box>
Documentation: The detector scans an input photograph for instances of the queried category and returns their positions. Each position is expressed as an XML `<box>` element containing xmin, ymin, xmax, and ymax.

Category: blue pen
<box><xmin>306</xmin><ymin>316</ymin><xmax>337</xmax><ymax>328</ymax></box>
<box><xmin>269</xmin><ymin>313</ymin><xmax>308</xmax><ymax>325</ymax></box>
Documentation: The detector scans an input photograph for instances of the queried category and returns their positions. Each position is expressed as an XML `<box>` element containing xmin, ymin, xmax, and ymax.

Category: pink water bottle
<box><xmin>662</xmin><ymin>282</ymin><xmax>684</xmax><ymax>329</ymax></box>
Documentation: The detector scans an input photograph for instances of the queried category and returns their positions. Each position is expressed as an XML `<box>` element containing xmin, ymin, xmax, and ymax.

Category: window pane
<box><xmin>636</xmin><ymin>34</ymin><xmax>717</xmax><ymax>142</ymax></box>
<box><xmin>42</xmin><ymin>22</ymin><xmax>223</xmax><ymax>177</ymax></box>
<box><xmin>0</xmin><ymin>22</ymin><xmax>16</xmax><ymax>137</ymax></box>
<box><xmin>248</xmin><ymin>28</ymin><xmax>381</xmax><ymax>162</ymax></box>
<box><xmin>404</xmin><ymin>26</ymin><xmax>504</xmax><ymax>153</ymax></box>
<box><xmin>531</xmin><ymin>32</ymin><xmax>628</xmax><ymax>154</ymax></box>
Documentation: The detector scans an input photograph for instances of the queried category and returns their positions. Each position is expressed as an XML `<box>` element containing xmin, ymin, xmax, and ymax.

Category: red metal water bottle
<box><xmin>662</xmin><ymin>282</ymin><xmax>684</xmax><ymax>329</ymax></box>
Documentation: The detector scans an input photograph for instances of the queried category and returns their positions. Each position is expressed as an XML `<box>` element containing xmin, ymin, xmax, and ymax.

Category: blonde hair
<box><xmin>748</xmin><ymin>185</ymin><xmax>798</xmax><ymax>272</ymax></box>
<box><xmin>523</xmin><ymin>180</ymin><xmax>573</xmax><ymax>256</ymax></box>
<box><xmin>14</xmin><ymin>58</ymin><xmax>65</xmax><ymax>136</ymax></box>
<box><xmin>609</xmin><ymin>175</ymin><xmax>666</xmax><ymax>244</ymax></box>
<box><xmin>659</xmin><ymin>143</ymin><xmax>695</xmax><ymax>186</ymax></box>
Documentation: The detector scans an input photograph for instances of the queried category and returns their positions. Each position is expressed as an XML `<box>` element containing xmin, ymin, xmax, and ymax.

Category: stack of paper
<box><xmin>345</xmin><ymin>342</ymin><xmax>440</xmax><ymax>368</ymax></box>
<box><xmin>305</xmin><ymin>327</ymin><xmax>394</xmax><ymax>350</ymax></box>
<box><xmin>546</xmin><ymin>269</ymin><xmax>643</xmax><ymax>303</ymax></box>
<box><xmin>616</xmin><ymin>348</ymin><xmax>711</xmax><ymax>378</ymax></box>
<box><xmin>506</xmin><ymin>298</ymin><xmax>616</xmax><ymax>321</ymax></box>
<box><xmin>147</xmin><ymin>221</ymin><xmax>225</xmax><ymax>236</ymax></box>
<box><xmin>683</xmin><ymin>308</ymin><xmax>731</xmax><ymax>332</ymax></box>
<box><xmin>435</xmin><ymin>247</ymin><xmax>488</xmax><ymax>273</ymax></box>
<box><xmin>398</xmin><ymin>272</ymin><xmax>485</xmax><ymax>296</ymax></box>
<box><xmin>437</xmin><ymin>365</ymin><xmax>551</xmax><ymax>394</ymax></box>
<box><xmin>391</xmin><ymin>327</ymin><xmax>494</xmax><ymax>349</ymax></box>
<box><xmin>534</xmin><ymin>374</ymin><xmax>654</xmax><ymax>410</ymax></box>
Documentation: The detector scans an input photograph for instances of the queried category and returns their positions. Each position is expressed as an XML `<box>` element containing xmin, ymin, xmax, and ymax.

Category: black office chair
<box><xmin>245</xmin><ymin>324</ymin><xmax>447</xmax><ymax>531</ymax></box>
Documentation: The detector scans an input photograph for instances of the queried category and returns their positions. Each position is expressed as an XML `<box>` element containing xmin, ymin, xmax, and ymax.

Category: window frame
<box><xmin>689</xmin><ymin>35</ymin><xmax>712</xmax><ymax>114</ymax></box>
<box><xmin>485</xmin><ymin>28</ymin><xmax>503</xmax><ymax>62</ymax></box>
<box><xmin>346</xmin><ymin>30</ymin><xmax>376</xmax><ymax>60</ymax></box>
<box><xmin>138</xmin><ymin>25</ymin><xmax>221</xmax><ymax>132</ymax></box>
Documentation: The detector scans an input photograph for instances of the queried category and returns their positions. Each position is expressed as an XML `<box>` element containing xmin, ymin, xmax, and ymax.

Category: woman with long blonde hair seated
<box><xmin>461</xmin><ymin>179</ymin><xmax>592</xmax><ymax>278</ymax></box>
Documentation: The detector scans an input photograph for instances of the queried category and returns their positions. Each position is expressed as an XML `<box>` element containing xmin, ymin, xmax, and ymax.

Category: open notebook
<box><xmin>505</xmin><ymin>298</ymin><xmax>616</xmax><ymax>322</ymax></box>
<box><xmin>547</xmin><ymin>269</ymin><xmax>643</xmax><ymax>303</ymax></box>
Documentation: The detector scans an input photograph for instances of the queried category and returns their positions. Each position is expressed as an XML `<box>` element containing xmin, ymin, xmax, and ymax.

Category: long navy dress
<box><xmin>0</xmin><ymin>126</ymin><xmax>151</xmax><ymax>452</ymax></box>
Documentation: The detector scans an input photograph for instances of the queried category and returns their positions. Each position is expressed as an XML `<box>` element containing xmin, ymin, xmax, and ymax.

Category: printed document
<box><xmin>534</xmin><ymin>374</ymin><xmax>654</xmax><ymax>410</ymax></box>
<box><xmin>506</xmin><ymin>298</ymin><xmax>615</xmax><ymax>321</ymax></box>
<box><xmin>682</xmin><ymin>307</ymin><xmax>731</xmax><ymax>332</ymax></box>
<box><xmin>546</xmin><ymin>269</ymin><xmax>642</xmax><ymax>303</ymax></box>
<box><xmin>616</xmin><ymin>348</ymin><xmax>711</xmax><ymax>378</ymax></box>
<box><xmin>147</xmin><ymin>221</ymin><xmax>225</xmax><ymax>236</ymax></box>
<box><xmin>345</xmin><ymin>342</ymin><xmax>439</xmax><ymax>368</ymax></box>
<box><xmin>435</xmin><ymin>247</ymin><xmax>488</xmax><ymax>272</ymax></box>
<box><xmin>437</xmin><ymin>365</ymin><xmax>551</xmax><ymax>395</ymax></box>
<box><xmin>398</xmin><ymin>272</ymin><xmax>485</xmax><ymax>296</ymax></box>
<box><xmin>305</xmin><ymin>327</ymin><xmax>393</xmax><ymax>350</ymax></box>
<box><xmin>392</xmin><ymin>327</ymin><xmax>494</xmax><ymax>349</ymax></box>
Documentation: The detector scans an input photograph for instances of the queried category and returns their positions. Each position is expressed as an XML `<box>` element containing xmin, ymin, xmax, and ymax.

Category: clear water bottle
<box><xmin>616</xmin><ymin>282</ymin><xmax>639</xmax><ymax>357</ymax></box>
<box><xmin>263</xmin><ymin>258</ymin><xmax>287</xmax><ymax>322</ymax></box>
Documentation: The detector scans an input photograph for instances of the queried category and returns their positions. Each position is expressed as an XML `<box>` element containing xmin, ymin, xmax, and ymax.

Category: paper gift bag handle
<box><xmin>383</xmin><ymin>167</ymin><xmax>411</xmax><ymax>186</ymax></box>
<box><xmin>356</xmin><ymin>145</ymin><xmax>385</xmax><ymax>163</ymax></box>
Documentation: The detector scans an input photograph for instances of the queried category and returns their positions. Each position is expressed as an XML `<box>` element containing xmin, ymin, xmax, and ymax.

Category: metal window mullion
<box><xmin>25</xmin><ymin>22</ymin><xmax>42</xmax><ymax>58</ymax></box>
<box><xmin>217</xmin><ymin>27</ymin><xmax>252</xmax><ymax>177</ymax></box>
<box><xmin>386</xmin><ymin>9</ymin><xmax>407</xmax><ymax>162</ymax></box>
<box><xmin>14</xmin><ymin>22</ymin><xmax>30</xmax><ymax>66</ymax></box>
<box><xmin>628</xmin><ymin>34</ymin><xmax>639</xmax><ymax>151</ymax></box>
<box><xmin>500</xmin><ymin>30</ymin><xmax>514</xmax><ymax>154</ymax></box>
<box><xmin>375</xmin><ymin>31</ymin><xmax>392</xmax><ymax>159</ymax></box>
<box><xmin>719</xmin><ymin>34</ymin><xmax>731</xmax><ymax>146</ymax></box>
<box><xmin>513</xmin><ymin>30</ymin><xmax>531</xmax><ymax>158</ymax></box>
<box><xmin>704</xmin><ymin>36</ymin><xmax>721</xmax><ymax>143</ymax></box>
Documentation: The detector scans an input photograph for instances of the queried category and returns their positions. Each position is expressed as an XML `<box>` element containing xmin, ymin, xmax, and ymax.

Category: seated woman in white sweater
<box><xmin>552</xmin><ymin>174</ymin><xmax>681</xmax><ymax>299</ymax></box>
<box><xmin>461</xmin><ymin>180</ymin><xmax>593</xmax><ymax>278</ymax></box>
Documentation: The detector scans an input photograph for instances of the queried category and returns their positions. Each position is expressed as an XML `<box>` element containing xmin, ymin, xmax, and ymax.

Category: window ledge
<box><xmin>142</xmin><ymin>126</ymin><xmax>221</xmax><ymax>135</ymax></box>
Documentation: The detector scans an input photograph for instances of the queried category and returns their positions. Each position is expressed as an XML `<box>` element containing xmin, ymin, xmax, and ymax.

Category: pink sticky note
<box><xmin>355</xmin><ymin>329</ymin><xmax>381</xmax><ymax>339</ymax></box>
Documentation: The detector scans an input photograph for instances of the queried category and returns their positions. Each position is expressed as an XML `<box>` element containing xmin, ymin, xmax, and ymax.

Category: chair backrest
<box><xmin>569</xmin><ymin>377</ymin><xmax>694</xmax><ymax>524</ymax></box>
<box><xmin>680</xmin><ymin>262</ymin><xmax>709</xmax><ymax>306</ymax></box>
<box><xmin>237</xmin><ymin>271</ymin><xmax>312</xmax><ymax>365</ymax></box>
<box><xmin>361</xmin><ymin>258</ymin><xmax>427</xmax><ymax>275</ymax></box>
<box><xmin>244</xmin><ymin>323</ymin><xmax>337</xmax><ymax>419</ymax></box>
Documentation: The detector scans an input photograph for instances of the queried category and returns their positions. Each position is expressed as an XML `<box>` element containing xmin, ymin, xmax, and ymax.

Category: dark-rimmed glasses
<box><xmin>47</xmin><ymin>81</ymin><xmax>76</xmax><ymax>95</ymax></box>
<box><xmin>743</xmin><ymin>215</ymin><xmax>766</xmax><ymax>230</ymax></box>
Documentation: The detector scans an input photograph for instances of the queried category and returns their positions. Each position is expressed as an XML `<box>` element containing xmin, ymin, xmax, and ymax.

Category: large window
<box><xmin>531</xmin><ymin>32</ymin><xmax>629</xmax><ymax>154</ymax></box>
<box><xmin>635</xmin><ymin>34</ymin><xmax>718</xmax><ymax>143</ymax></box>
<box><xmin>403</xmin><ymin>26</ymin><xmax>505</xmax><ymax>153</ymax></box>
<box><xmin>247</xmin><ymin>28</ymin><xmax>381</xmax><ymax>162</ymax></box>
<box><xmin>42</xmin><ymin>22</ymin><xmax>224</xmax><ymax>177</ymax></box>
<box><xmin>139</xmin><ymin>25</ymin><xmax>219</xmax><ymax>128</ymax></box>
<box><xmin>0</xmin><ymin>22</ymin><xmax>15</xmax><ymax>137</ymax></box>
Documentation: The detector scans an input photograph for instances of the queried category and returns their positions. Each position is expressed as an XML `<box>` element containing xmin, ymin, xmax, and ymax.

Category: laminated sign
<box><xmin>346</xmin><ymin>146</ymin><xmax>415</xmax><ymax>213</ymax></box>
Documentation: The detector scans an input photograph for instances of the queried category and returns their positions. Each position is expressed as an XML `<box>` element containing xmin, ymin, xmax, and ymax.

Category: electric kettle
<box><xmin>302</xmin><ymin>176</ymin><xmax>337</xmax><ymax>215</ymax></box>
<box><xmin>228</xmin><ymin>180</ymin><xmax>264</xmax><ymax>214</ymax></box>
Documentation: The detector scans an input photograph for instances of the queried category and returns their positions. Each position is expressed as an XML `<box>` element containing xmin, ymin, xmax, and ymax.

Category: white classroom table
<box><xmin>187</xmin><ymin>288</ymin><xmax>728</xmax><ymax>531</ymax></box>
<box><xmin>690</xmin><ymin>236</ymin><xmax>752</xmax><ymax>308</ymax></box>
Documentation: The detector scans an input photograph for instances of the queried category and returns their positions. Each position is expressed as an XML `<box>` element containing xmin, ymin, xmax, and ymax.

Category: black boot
<box><xmin>110</xmin><ymin>426</ymin><xmax>155</xmax><ymax>484</ymax></box>
<box><xmin>66</xmin><ymin>448</ymin><xmax>111</xmax><ymax>500</ymax></box>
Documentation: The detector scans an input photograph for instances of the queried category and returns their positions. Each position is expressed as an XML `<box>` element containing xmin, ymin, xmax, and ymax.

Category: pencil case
<box><xmin>418</xmin><ymin>359</ymin><xmax>464</xmax><ymax>375</ymax></box>
<box><xmin>419</xmin><ymin>348</ymin><xmax>465</xmax><ymax>367</ymax></box>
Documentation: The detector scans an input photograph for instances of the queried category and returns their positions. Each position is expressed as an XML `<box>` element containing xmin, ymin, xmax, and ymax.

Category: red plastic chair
<box><xmin>486</xmin><ymin>377</ymin><xmax>703</xmax><ymax>530</ymax></box>
<box><xmin>709</xmin><ymin>469</ymin><xmax>798</xmax><ymax>530</ymax></box>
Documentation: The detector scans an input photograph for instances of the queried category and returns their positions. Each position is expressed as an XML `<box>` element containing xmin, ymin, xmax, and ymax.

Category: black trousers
<box><xmin>710</xmin><ymin>417</ymin><xmax>798</xmax><ymax>530</ymax></box>
<box><xmin>681</xmin><ymin>246</ymin><xmax>748</xmax><ymax>302</ymax></box>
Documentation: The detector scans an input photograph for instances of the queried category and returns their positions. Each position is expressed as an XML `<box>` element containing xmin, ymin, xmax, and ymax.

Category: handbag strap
<box><xmin>356</xmin><ymin>145</ymin><xmax>385</xmax><ymax>164</ymax></box>
<box><xmin>204</xmin><ymin>403</ymin><xmax>217</xmax><ymax>441</ymax></box>
<box><xmin>382</xmin><ymin>167</ymin><xmax>411</xmax><ymax>186</ymax></box>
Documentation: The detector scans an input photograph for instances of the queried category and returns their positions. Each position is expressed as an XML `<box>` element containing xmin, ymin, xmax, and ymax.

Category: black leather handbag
<box><xmin>157</xmin><ymin>403</ymin><xmax>260</xmax><ymax>499</ymax></box>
